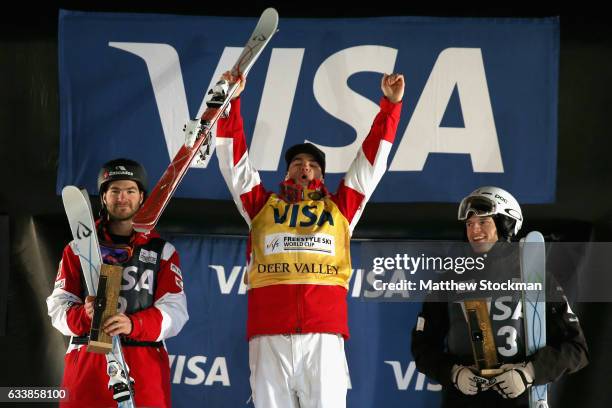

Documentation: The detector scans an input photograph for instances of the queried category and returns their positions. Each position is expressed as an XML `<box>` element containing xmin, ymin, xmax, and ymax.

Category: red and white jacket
<box><xmin>47</xmin><ymin>225</ymin><xmax>188</xmax><ymax>346</ymax></box>
<box><xmin>46</xmin><ymin>224</ymin><xmax>187</xmax><ymax>407</ymax></box>
<box><xmin>217</xmin><ymin>96</ymin><xmax>402</xmax><ymax>340</ymax></box>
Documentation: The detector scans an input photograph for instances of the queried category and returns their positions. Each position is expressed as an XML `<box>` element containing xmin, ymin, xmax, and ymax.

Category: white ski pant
<box><xmin>248</xmin><ymin>333</ymin><xmax>349</xmax><ymax>408</ymax></box>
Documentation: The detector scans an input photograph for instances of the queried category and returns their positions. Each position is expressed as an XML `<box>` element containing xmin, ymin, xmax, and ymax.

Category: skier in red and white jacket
<box><xmin>216</xmin><ymin>71</ymin><xmax>404</xmax><ymax>408</ymax></box>
<box><xmin>47</xmin><ymin>158</ymin><xmax>188</xmax><ymax>408</ymax></box>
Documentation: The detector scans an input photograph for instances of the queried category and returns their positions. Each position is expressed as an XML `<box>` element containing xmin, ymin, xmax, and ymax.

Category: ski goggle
<box><xmin>457</xmin><ymin>196</ymin><xmax>497</xmax><ymax>221</ymax></box>
<box><xmin>100</xmin><ymin>244</ymin><xmax>134</xmax><ymax>265</ymax></box>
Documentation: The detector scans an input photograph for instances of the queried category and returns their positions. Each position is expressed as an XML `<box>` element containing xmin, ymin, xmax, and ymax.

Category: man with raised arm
<box><xmin>216</xmin><ymin>71</ymin><xmax>404</xmax><ymax>407</ymax></box>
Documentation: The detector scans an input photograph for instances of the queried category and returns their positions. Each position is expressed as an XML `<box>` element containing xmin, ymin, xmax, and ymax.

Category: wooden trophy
<box><xmin>87</xmin><ymin>264</ymin><xmax>123</xmax><ymax>353</ymax></box>
<box><xmin>464</xmin><ymin>299</ymin><xmax>503</xmax><ymax>378</ymax></box>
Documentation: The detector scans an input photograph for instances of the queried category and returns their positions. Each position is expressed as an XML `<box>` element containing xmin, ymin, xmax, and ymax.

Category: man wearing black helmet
<box><xmin>47</xmin><ymin>158</ymin><xmax>188</xmax><ymax>408</ymax></box>
<box><xmin>411</xmin><ymin>186</ymin><xmax>588</xmax><ymax>407</ymax></box>
<box><xmin>215</xmin><ymin>71</ymin><xmax>404</xmax><ymax>407</ymax></box>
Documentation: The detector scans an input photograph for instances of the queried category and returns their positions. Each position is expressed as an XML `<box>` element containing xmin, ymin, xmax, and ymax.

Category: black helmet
<box><xmin>284</xmin><ymin>143</ymin><xmax>326</xmax><ymax>176</ymax></box>
<box><xmin>97</xmin><ymin>158</ymin><xmax>148</xmax><ymax>195</ymax></box>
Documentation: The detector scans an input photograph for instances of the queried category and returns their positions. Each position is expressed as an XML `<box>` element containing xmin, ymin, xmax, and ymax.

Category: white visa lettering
<box><xmin>384</xmin><ymin>360</ymin><xmax>442</xmax><ymax>391</ymax></box>
<box><xmin>390</xmin><ymin>47</ymin><xmax>503</xmax><ymax>173</ymax></box>
<box><xmin>169</xmin><ymin>355</ymin><xmax>230</xmax><ymax>386</ymax></box>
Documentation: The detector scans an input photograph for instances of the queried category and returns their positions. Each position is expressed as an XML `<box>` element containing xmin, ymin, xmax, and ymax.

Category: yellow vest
<box><xmin>249</xmin><ymin>192</ymin><xmax>352</xmax><ymax>289</ymax></box>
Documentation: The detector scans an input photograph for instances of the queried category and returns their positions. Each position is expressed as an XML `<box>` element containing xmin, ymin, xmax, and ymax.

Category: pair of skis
<box><xmin>132</xmin><ymin>7</ymin><xmax>279</xmax><ymax>233</ymax></box>
<box><xmin>520</xmin><ymin>231</ymin><xmax>549</xmax><ymax>408</ymax></box>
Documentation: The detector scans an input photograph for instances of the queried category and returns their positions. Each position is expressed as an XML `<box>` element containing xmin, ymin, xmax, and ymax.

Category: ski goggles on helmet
<box><xmin>458</xmin><ymin>196</ymin><xmax>497</xmax><ymax>221</ymax></box>
<box><xmin>100</xmin><ymin>243</ymin><xmax>134</xmax><ymax>265</ymax></box>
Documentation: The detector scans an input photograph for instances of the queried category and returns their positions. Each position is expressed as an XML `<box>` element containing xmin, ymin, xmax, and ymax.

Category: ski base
<box><xmin>520</xmin><ymin>231</ymin><xmax>548</xmax><ymax>408</ymax></box>
<box><xmin>133</xmin><ymin>7</ymin><xmax>279</xmax><ymax>232</ymax></box>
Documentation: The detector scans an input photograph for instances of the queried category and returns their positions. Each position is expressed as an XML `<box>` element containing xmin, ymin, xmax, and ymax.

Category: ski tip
<box><xmin>133</xmin><ymin>222</ymin><xmax>154</xmax><ymax>234</ymax></box>
<box><xmin>526</xmin><ymin>231</ymin><xmax>545</xmax><ymax>242</ymax></box>
<box><xmin>260</xmin><ymin>8</ymin><xmax>279</xmax><ymax>30</ymax></box>
<box><xmin>262</xmin><ymin>7</ymin><xmax>279</xmax><ymax>19</ymax></box>
<box><xmin>61</xmin><ymin>185</ymin><xmax>91</xmax><ymax>208</ymax></box>
<box><xmin>133</xmin><ymin>208</ymin><xmax>159</xmax><ymax>233</ymax></box>
<box><xmin>133</xmin><ymin>214</ymin><xmax>156</xmax><ymax>233</ymax></box>
<box><xmin>61</xmin><ymin>185</ymin><xmax>80</xmax><ymax>197</ymax></box>
<box><xmin>61</xmin><ymin>185</ymin><xmax>90</xmax><ymax>199</ymax></box>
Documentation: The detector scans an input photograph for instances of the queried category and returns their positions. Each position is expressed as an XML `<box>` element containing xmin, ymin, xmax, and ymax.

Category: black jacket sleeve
<box><xmin>411</xmin><ymin>300</ymin><xmax>457</xmax><ymax>388</ymax></box>
<box><xmin>529</xmin><ymin>291</ymin><xmax>589</xmax><ymax>385</ymax></box>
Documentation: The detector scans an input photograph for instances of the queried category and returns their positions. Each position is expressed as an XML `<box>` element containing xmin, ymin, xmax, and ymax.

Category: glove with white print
<box><xmin>490</xmin><ymin>362</ymin><xmax>535</xmax><ymax>399</ymax></box>
<box><xmin>451</xmin><ymin>364</ymin><xmax>491</xmax><ymax>395</ymax></box>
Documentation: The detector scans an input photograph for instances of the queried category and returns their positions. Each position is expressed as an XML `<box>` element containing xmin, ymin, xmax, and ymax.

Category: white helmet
<box><xmin>458</xmin><ymin>186</ymin><xmax>523</xmax><ymax>238</ymax></box>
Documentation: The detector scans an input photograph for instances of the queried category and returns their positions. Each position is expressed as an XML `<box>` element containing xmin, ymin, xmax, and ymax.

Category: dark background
<box><xmin>1</xmin><ymin>3</ymin><xmax>611</xmax><ymax>407</ymax></box>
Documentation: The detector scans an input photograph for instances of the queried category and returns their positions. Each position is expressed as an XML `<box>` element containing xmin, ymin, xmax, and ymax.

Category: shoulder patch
<box><xmin>416</xmin><ymin>316</ymin><xmax>425</xmax><ymax>332</ymax></box>
<box><xmin>54</xmin><ymin>279</ymin><xmax>66</xmax><ymax>289</ymax></box>
<box><xmin>56</xmin><ymin>261</ymin><xmax>63</xmax><ymax>280</ymax></box>
<box><xmin>139</xmin><ymin>249</ymin><xmax>158</xmax><ymax>264</ymax></box>
<box><xmin>170</xmin><ymin>263</ymin><xmax>182</xmax><ymax>278</ymax></box>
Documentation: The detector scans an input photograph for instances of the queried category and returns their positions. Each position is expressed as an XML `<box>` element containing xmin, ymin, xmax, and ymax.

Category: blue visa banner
<box><xmin>165</xmin><ymin>235</ymin><xmax>439</xmax><ymax>407</ymax></box>
<box><xmin>58</xmin><ymin>10</ymin><xmax>559</xmax><ymax>203</ymax></box>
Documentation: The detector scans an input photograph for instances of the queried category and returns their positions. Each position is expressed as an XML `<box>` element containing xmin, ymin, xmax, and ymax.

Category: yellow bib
<box><xmin>249</xmin><ymin>193</ymin><xmax>352</xmax><ymax>289</ymax></box>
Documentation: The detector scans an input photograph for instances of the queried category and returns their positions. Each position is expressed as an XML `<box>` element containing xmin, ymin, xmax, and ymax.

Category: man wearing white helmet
<box><xmin>458</xmin><ymin>186</ymin><xmax>523</xmax><ymax>248</ymax></box>
<box><xmin>411</xmin><ymin>186</ymin><xmax>588</xmax><ymax>407</ymax></box>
